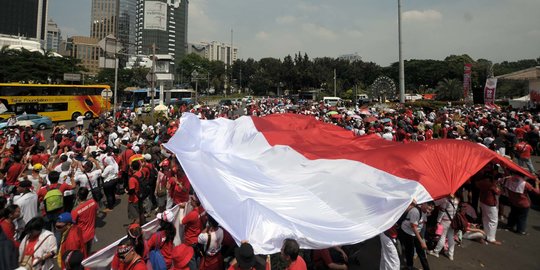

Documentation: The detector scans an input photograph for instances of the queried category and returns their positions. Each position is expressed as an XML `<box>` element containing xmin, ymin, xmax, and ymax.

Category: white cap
<box><xmin>144</xmin><ymin>154</ymin><xmax>152</xmax><ymax>160</ymax></box>
<box><xmin>157</xmin><ymin>210</ymin><xmax>174</xmax><ymax>223</ymax></box>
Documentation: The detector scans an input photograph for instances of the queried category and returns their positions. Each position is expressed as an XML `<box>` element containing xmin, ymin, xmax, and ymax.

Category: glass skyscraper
<box><xmin>136</xmin><ymin>0</ymin><xmax>188</xmax><ymax>62</ymax></box>
<box><xmin>0</xmin><ymin>0</ymin><xmax>48</xmax><ymax>44</ymax></box>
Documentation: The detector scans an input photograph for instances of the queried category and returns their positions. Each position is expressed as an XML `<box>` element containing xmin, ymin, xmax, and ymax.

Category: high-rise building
<box><xmin>188</xmin><ymin>41</ymin><xmax>238</xmax><ymax>66</ymax></box>
<box><xmin>0</xmin><ymin>0</ymin><xmax>48</xmax><ymax>44</ymax></box>
<box><xmin>118</xmin><ymin>0</ymin><xmax>137</xmax><ymax>55</ymax></box>
<box><xmin>46</xmin><ymin>19</ymin><xmax>61</xmax><ymax>52</ymax></box>
<box><xmin>65</xmin><ymin>36</ymin><xmax>100</xmax><ymax>75</ymax></box>
<box><xmin>91</xmin><ymin>0</ymin><xmax>138</xmax><ymax>59</ymax></box>
<box><xmin>136</xmin><ymin>0</ymin><xmax>188</xmax><ymax>62</ymax></box>
<box><xmin>90</xmin><ymin>0</ymin><xmax>118</xmax><ymax>40</ymax></box>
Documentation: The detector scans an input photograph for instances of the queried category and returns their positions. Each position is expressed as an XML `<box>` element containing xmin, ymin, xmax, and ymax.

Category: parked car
<box><xmin>0</xmin><ymin>114</ymin><xmax>53</xmax><ymax>130</ymax></box>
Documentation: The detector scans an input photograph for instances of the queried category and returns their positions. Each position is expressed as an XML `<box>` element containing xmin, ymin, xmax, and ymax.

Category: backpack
<box><xmin>133</xmin><ymin>172</ymin><xmax>151</xmax><ymax>200</ymax></box>
<box><xmin>444</xmin><ymin>200</ymin><xmax>467</xmax><ymax>232</ymax></box>
<box><xmin>445</xmin><ymin>209</ymin><xmax>467</xmax><ymax>232</ymax></box>
<box><xmin>397</xmin><ymin>205</ymin><xmax>421</xmax><ymax>227</ymax></box>
<box><xmin>149</xmin><ymin>232</ymin><xmax>167</xmax><ymax>270</ymax></box>
<box><xmin>386</xmin><ymin>205</ymin><xmax>421</xmax><ymax>238</ymax></box>
<box><xmin>155</xmin><ymin>171</ymin><xmax>168</xmax><ymax>197</ymax></box>
<box><xmin>44</xmin><ymin>186</ymin><xmax>64</xmax><ymax>213</ymax></box>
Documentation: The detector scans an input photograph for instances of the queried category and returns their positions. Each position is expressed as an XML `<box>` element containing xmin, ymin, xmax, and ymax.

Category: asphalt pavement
<box><xmin>44</xmin><ymin>120</ymin><xmax>540</xmax><ymax>269</ymax></box>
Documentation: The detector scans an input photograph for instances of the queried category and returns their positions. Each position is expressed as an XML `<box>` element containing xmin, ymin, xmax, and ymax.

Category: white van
<box><xmin>322</xmin><ymin>97</ymin><xmax>341</xmax><ymax>106</ymax></box>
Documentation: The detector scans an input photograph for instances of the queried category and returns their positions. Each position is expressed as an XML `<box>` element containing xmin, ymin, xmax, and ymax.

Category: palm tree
<box><xmin>436</xmin><ymin>78</ymin><xmax>462</xmax><ymax>101</ymax></box>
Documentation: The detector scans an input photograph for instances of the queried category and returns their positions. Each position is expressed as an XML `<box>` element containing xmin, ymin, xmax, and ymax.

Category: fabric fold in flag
<box><xmin>164</xmin><ymin>113</ymin><xmax>532</xmax><ymax>254</ymax></box>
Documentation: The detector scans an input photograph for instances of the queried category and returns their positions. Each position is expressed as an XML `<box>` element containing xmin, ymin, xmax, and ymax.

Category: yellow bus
<box><xmin>0</xmin><ymin>83</ymin><xmax>111</xmax><ymax>121</ymax></box>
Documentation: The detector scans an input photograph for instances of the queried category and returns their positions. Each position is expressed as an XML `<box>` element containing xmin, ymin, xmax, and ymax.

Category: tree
<box><xmin>436</xmin><ymin>78</ymin><xmax>462</xmax><ymax>101</ymax></box>
<box><xmin>0</xmin><ymin>46</ymin><xmax>85</xmax><ymax>83</ymax></box>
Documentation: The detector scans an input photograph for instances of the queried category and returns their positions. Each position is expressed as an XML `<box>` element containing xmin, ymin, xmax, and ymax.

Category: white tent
<box><xmin>509</xmin><ymin>95</ymin><xmax>530</xmax><ymax>109</ymax></box>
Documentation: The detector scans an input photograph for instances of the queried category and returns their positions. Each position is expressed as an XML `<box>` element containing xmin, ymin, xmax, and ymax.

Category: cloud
<box><xmin>255</xmin><ymin>31</ymin><xmax>270</xmax><ymax>40</ymax></box>
<box><xmin>343</xmin><ymin>29</ymin><xmax>363</xmax><ymax>38</ymax></box>
<box><xmin>297</xmin><ymin>2</ymin><xmax>320</xmax><ymax>12</ymax></box>
<box><xmin>301</xmin><ymin>23</ymin><xmax>337</xmax><ymax>40</ymax></box>
<box><xmin>189</xmin><ymin>0</ymin><xmax>219</xmax><ymax>42</ymax></box>
<box><xmin>403</xmin><ymin>9</ymin><xmax>442</xmax><ymax>22</ymax></box>
<box><xmin>276</xmin><ymin>16</ymin><xmax>297</xmax><ymax>25</ymax></box>
<box><xmin>528</xmin><ymin>30</ymin><xmax>540</xmax><ymax>37</ymax></box>
<box><xmin>463</xmin><ymin>12</ymin><xmax>473</xmax><ymax>22</ymax></box>
<box><xmin>59</xmin><ymin>26</ymin><xmax>79</xmax><ymax>37</ymax></box>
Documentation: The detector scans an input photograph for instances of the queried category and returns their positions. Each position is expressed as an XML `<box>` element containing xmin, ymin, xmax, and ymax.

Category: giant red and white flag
<box><xmin>165</xmin><ymin>113</ymin><xmax>531</xmax><ymax>254</ymax></box>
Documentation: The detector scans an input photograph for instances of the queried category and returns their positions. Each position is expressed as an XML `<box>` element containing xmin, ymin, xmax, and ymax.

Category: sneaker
<box><xmin>487</xmin><ymin>240</ymin><xmax>502</xmax><ymax>245</ymax></box>
<box><xmin>427</xmin><ymin>250</ymin><xmax>439</xmax><ymax>258</ymax></box>
<box><xmin>448</xmin><ymin>255</ymin><xmax>454</xmax><ymax>261</ymax></box>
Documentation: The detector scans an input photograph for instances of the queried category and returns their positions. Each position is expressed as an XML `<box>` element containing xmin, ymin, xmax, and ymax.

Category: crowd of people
<box><xmin>0</xmin><ymin>96</ymin><xmax>539</xmax><ymax>270</ymax></box>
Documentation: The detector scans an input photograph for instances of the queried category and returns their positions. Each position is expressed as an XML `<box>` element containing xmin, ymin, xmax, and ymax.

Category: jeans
<box><xmin>507</xmin><ymin>206</ymin><xmax>529</xmax><ymax>233</ymax></box>
<box><xmin>398</xmin><ymin>231</ymin><xmax>430</xmax><ymax>270</ymax></box>
<box><xmin>517</xmin><ymin>158</ymin><xmax>535</xmax><ymax>172</ymax></box>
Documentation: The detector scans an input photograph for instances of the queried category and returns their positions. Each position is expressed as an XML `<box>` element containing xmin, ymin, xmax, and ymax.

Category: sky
<box><xmin>49</xmin><ymin>0</ymin><xmax>540</xmax><ymax>66</ymax></box>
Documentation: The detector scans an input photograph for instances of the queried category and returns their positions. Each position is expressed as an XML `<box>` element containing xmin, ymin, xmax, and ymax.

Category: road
<box><xmin>43</xmin><ymin>120</ymin><xmax>540</xmax><ymax>269</ymax></box>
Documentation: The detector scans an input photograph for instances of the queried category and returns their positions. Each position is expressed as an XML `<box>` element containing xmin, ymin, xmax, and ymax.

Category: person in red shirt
<box><xmin>281</xmin><ymin>238</ymin><xmax>307</xmax><ymax>270</ymax></box>
<box><xmin>425</xmin><ymin>127</ymin><xmax>433</xmax><ymax>140</ymax></box>
<box><xmin>118</xmin><ymin>145</ymin><xmax>135</xmax><ymax>190</ymax></box>
<box><xmin>114</xmin><ymin>238</ymin><xmax>147</xmax><ymax>270</ymax></box>
<box><xmin>514</xmin><ymin>124</ymin><xmax>527</xmax><ymax>139</ymax></box>
<box><xmin>505</xmin><ymin>175</ymin><xmax>540</xmax><ymax>234</ymax></box>
<box><xmin>171</xmin><ymin>243</ymin><xmax>194</xmax><ymax>270</ymax></box>
<box><xmin>71</xmin><ymin>187</ymin><xmax>98</xmax><ymax>253</ymax></box>
<box><xmin>0</xmin><ymin>204</ymin><xmax>21</xmax><ymax>248</ymax></box>
<box><xmin>37</xmin><ymin>170</ymin><xmax>76</xmax><ymax>231</ymax></box>
<box><xmin>515</xmin><ymin>138</ymin><xmax>535</xmax><ymax>172</ymax></box>
<box><xmin>5</xmin><ymin>153</ymin><xmax>25</xmax><ymax>186</ymax></box>
<box><xmin>111</xmin><ymin>223</ymin><xmax>149</xmax><ymax>270</ymax></box>
<box><xmin>30</xmin><ymin>146</ymin><xmax>50</xmax><ymax>166</ymax></box>
<box><xmin>147</xmin><ymin>210</ymin><xmax>176</xmax><ymax>268</ymax></box>
<box><xmin>182</xmin><ymin>195</ymin><xmax>204</xmax><ymax>246</ymax></box>
<box><xmin>167</xmin><ymin>163</ymin><xmax>191</xmax><ymax>206</ymax></box>
<box><xmin>477</xmin><ymin>175</ymin><xmax>502</xmax><ymax>245</ymax></box>
<box><xmin>127</xmin><ymin>161</ymin><xmax>142</xmax><ymax>224</ymax></box>
<box><xmin>56</xmin><ymin>212</ymin><xmax>86</xmax><ymax>269</ymax></box>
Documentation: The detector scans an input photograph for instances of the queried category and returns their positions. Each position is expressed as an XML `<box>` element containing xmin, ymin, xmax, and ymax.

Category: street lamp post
<box><xmin>191</xmin><ymin>70</ymin><xmax>199</xmax><ymax>104</ymax></box>
<box><xmin>398</xmin><ymin>0</ymin><xmax>405</xmax><ymax>103</ymax></box>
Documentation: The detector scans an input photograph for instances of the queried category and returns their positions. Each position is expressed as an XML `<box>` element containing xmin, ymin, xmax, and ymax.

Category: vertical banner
<box><xmin>463</xmin><ymin>63</ymin><xmax>472</xmax><ymax>99</ymax></box>
<box><xmin>529</xmin><ymin>88</ymin><xmax>540</xmax><ymax>103</ymax></box>
<box><xmin>483</xmin><ymin>77</ymin><xmax>497</xmax><ymax>104</ymax></box>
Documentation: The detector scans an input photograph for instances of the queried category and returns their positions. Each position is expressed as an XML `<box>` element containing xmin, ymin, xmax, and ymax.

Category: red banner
<box><xmin>484</xmin><ymin>78</ymin><xmax>497</xmax><ymax>104</ymax></box>
<box><xmin>463</xmin><ymin>64</ymin><xmax>472</xmax><ymax>99</ymax></box>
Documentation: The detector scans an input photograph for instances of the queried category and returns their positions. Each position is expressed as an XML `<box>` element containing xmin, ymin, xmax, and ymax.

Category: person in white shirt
<box><xmin>399</xmin><ymin>202</ymin><xmax>434</xmax><ymax>270</ymax></box>
<box><xmin>428</xmin><ymin>195</ymin><xmax>460</xmax><ymax>261</ymax></box>
<box><xmin>382</xmin><ymin>127</ymin><xmax>394</xmax><ymax>141</ymax></box>
<box><xmin>13</xmin><ymin>181</ymin><xmax>39</xmax><ymax>239</ymax></box>
<box><xmin>198</xmin><ymin>215</ymin><xmax>224</xmax><ymax>269</ymax></box>
<box><xmin>18</xmin><ymin>217</ymin><xmax>57</xmax><ymax>270</ymax></box>
<box><xmin>101</xmin><ymin>155</ymin><xmax>119</xmax><ymax>211</ymax></box>
<box><xmin>76</xmin><ymin>115</ymin><xmax>85</xmax><ymax>130</ymax></box>
<box><xmin>107</xmin><ymin>130</ymin><xmax>118</xmax><ymax>148</ymax></box>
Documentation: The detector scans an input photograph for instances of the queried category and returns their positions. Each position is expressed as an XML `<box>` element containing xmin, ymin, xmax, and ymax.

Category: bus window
<box><xmin>40</xmin><ymin>103</ymin><xmax>68</xmax><ymax>112</ymax></box>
